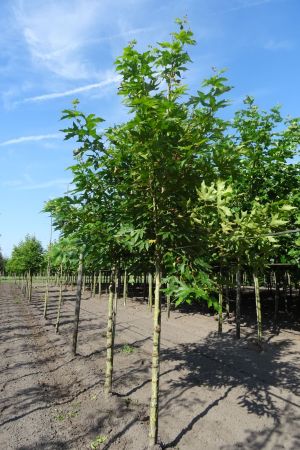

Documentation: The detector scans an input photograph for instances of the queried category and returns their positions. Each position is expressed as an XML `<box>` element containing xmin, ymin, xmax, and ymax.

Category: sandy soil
<box><xmin>1</xmin><ymin>281</ymin><xmax>300</xmax><ymax>450</ymax></box>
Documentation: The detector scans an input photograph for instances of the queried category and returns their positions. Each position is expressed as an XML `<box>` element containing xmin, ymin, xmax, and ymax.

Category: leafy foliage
<box><xmin>6</xmin><ymin>235</ymin><xmax>44</xmax><ymax>275</ymax></box>
<box><xmin>41</xmin><ymin>19</ymin><xmax>299</xmax><ymax>306</ymax></box>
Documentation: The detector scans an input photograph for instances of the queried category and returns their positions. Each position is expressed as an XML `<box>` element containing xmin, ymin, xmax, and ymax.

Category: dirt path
<box><xmin>1</xmin><ymin>282</ymin><xmax>300</xmax><ymax>449</ymax></box>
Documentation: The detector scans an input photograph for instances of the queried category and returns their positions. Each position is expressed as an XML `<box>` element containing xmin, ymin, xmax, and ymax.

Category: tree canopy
<box><xmin>6</xmin><ymin>235</ymin><xmax>44</xmax><ymax>275</ymax></box>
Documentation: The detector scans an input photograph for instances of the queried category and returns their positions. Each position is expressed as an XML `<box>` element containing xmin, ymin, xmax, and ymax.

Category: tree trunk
<box><xmin>143</xmin><ymin>273</ymin><xmax>147</xmax><ymax>302</ymax></box>
<box><xmin>55</xmin><ymin>263</ymin><xmax>63</xmax><ymax>333</ymax></box>
<box><xmin>148</xmin><ymin>272</ymin><xmax>153</xmax><ymax>311</ymax></box>
<box><xmin>92</xmin><ymin>272</ymin><xmax>97</xmax><ymax>298</ymax></box>
<box><xmin>288</xmin><ymin>272</ymin><xmax>292</xmax><ymax>300</ymax></box>
<box><xmin>82</xmin><ymin>274</ymin><xmax>86</xmax><ymax>293</ymax></box>
<box><xmin>72</xmin><ymin>253</ymin><xmax>84</xmax><ymax>355</ymax></box>
<box><xmin>26</xmin><ymin>271</ymin><xmax>29</xmax><ymax>299</ymax></box>
<box><xmin>225</xmin><ymin>283</ymin><xmax>230</xmax><ymax>318</ymax></box>
<box><xmin>236</xmin><ymin>265</ymin><xmax>241</xmax><ymax>339</ymax></box>
<box><xmin>43</xmin><ymin>257</ymin><xmax>51</xmax><ymax>319</ymax></box>
<box><xmin>28</xmin><ymin>271</ymin><xmax>33</xmax><ymax>303</ymax></box>
<box><xmin>253</xmin><ymin>272</ymin><xmax>262</xmax><ymax>344</ymax></box>
<box><xmin>283</xmin><ymin>272</ymin><xmax>288</xmax><ymax>314</ymax></box>
<box><xmin>104</xmin><ymin>270</ymin><xmax>116</xmax><ymax>395</ymax></box>
<box><xmin>98</xmin><ymin>270</ymin><xmax>102</xmax><ymax>299</ymax></box>
<box><xmin>166</xmin><ymin>283</ymin><xmax>171</xmax><ymax>319</ymax></box>
<box><xmin>218</xmin><ymin>283</ymin><xmax>223</xmax><ymax>334</ymax></box>
<box><xmin>21</xmin><ymin>275</ymin><xmax>26</xmax><ymax>297</ymax></box>
<box><xmin>113</xmin><ymin>268</ymin><xmax>119</xmax><ymax>315</ymax></box>
<box><xmin>274</xmin><ymin>272</ymin><xmax>280</xmax><ymax>330</ymax></box>
<box><xmin>149</xmin><ymin>260</ymin><xmax>161</xmax><ymax>447</ymax></box>
<box><xmin>123</xmin><ymin>269</ymin><xmax>127</xmax><ymax>306</ymax></box>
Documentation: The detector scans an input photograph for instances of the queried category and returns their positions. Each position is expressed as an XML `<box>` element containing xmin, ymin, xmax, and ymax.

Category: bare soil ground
<box><xmin>1</xmin><ymin>281</ymin><xmax>300</xmax><ymax>450</ymax></box>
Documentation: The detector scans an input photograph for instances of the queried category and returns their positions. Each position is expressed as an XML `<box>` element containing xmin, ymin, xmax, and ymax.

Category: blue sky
<box><xmin>0</xmin><ymin>0</ymin><xmax>299</xmax><ymax>256</ymax></box>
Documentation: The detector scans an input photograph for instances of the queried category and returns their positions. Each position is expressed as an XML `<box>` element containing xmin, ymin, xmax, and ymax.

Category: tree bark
<box><xmin>253</xmin><ymin>272</ymin><xmax>262</xmax><ymax>344</ymax></box>
<box><xmin>28</xmin><ymin>271</ymin><xmax>33</xmax><ymax>303</ymax></box>
<box><xmin>148</xmin><ymin>272</ymin><xmax>153</xmax><ymax>312</ymax></box>
<box><xmin>166</xmin><ymin>283</ymin><xmax>171</xmax><ymax>319</ymax></box>
<box><xmin>225</xmin><ymin>283</ymin><xmax>230</xmax><ymax>318</ymax></box>
<box><xmin>43</xmin><ymin>257</ymin><xmax>51</xmax><ymax>319</ymax></box>
<box><xmin>123</xmin><ymin>269</ymin><xmax>127</xmax><ymax>306</ymax></box>
<box><xmin>72</xmin><ymin>253</ymin><xmax>84</xmax><ymax>355</ymax></box>
<box><xmin>236</xmin><ymin>265</ymin><xmax>241</xmax><ymax>339</ymax></box>
<box><xmin>98</xmin><ymin>270</ymin><xmax>102</xmax><ymax>299</ymax></box>
<box><xmin>55</xmin><ymin>263</ymin><xmax>63</xmax><ymax>333</ymax></box>
<box><xmin>274</xmin><ymin>271</ymin><xmax>280</xmax><ymax>330</ymax></box>
<box><xmin>149</xmin><ymin>260</ymin><xmax>161</xmax><ymax>447</ymax></box>
<box><xmin>82</xmin><ymin>274</ymin><xmax>86</xmax><ymax>293</ymax></box>
<box><xmin>104</xmin><ymin>270</ymin><xmax>116</xmax><ymax>395</ymax></box>
<box><xmin>92</xmin><ymin>272</ymin><xmax>97</xmax><ymax>298</ymax></box>
<box><xmin>283</xmin><ymin>272</ymin><xmax>288</xmax><ymax>314</ymax></box>
<box><xmin>218</xmin><ymin>284</ymin><xmax>223</xmax><ymax>334</ymax></box>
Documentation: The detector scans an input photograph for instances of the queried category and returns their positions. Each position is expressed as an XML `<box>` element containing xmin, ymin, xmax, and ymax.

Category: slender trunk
<box><xmin>218</xmin><ymin>284</ymin><xmax>223</xmax><ymax>334</ymax></box>
<box><xmin>253</xmin><ymin>272</ymin><xmax>262</xmax><ymax>344</ymax></box>
<box><xmin>82</xmin><ymin>274</ymin><xmax>86</xmax><ymax>293</ymax></box>
<box><xmin>148</xmin><ymin>272</ymin><xmax>153</xmax><ymax>312</ymax></box>
<box><xmin>288</xmin><ymin>272</ymin><xmax>292</xmax><ymax>300</ymax></box>
<box><xmin>98</xmin><ymin>270</ymin><xmax>102</xmax><ymax>300</ymax></box>
<box><xmin>21</xmin><ymin>276</ymin><xmax>25</xmax><ymax>296</ymax></box>
<box><xmin>274</xmin><ymin>272</ymin><xmax>280</xmax><ymax>330</ymax></box>
<box><xmin>26</xmin><ymin>271</ymin><xmax>29</xmax><ymax>299</ymax></box>
<box><xmin>92</xmin><ymin>272</ymin><xmax>97</xmax><ymax>298</ymax></box>
<box><xmin>283</xmin><ymin>272</ymin><xmax>288</xmax><ymax>314</ymax></box>
<box><xmin>236</xmin><ymin>264</ymin><xmax>241</xmax><ymax>339</ymax></box>
<box><xmin>166</xmin><ymin>283</ymin><xmax>171</xmax><ymax>319</ymax></box>
<box><xmin>143</xmin><ymin>273</ymin><xmax>147</xmax><ymax>302</ymax></box>
<box><xmin>43</xmin><ymin>259</ymin><xmax>51</xmax><ymax>319</ymax></box>
<box><xmin>225</xmin><ymin>283</ymin><xmax>230</xmax><ymax>318</ymax></box>
<box><xmin>28</xmin><ymin>272</ymin><xmax>33</xmax><ymax>303</ymax></box>
<box><xmin>123</xmin><ymin>269</ymin><xmax>127</xmax><ymax>306</ymax></box>
<box><xmin>106</xmin><ymin>273</ymin><xmax>109</xmax><ymax>293</ymax></box>
<box><xmin>149</xmin><ymin>260</ymin><xmax>161</xmax><ymax>447</ymax></box>
<box><xmin>113</xmin><ymin>268</ymin><xmax>119</xmax><ymax>315</ymax></box>
<box><xmin>72</xmin><ymin>253</ymin><xmax>84</xmax><ymax>356</ymax></box>
<box><xmin>55</xmin><ymin>263</ymin><xmax>63</xmax><ymax>333</ymax></box>
<box><xmin>104</xmin><ymin>270</ymin><xmax>116</xmax><ymax>395</ymax></box>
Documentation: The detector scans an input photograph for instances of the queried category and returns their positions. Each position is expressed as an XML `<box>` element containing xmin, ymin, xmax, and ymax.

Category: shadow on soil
<box><xmin>159</xmin><ymin>330</ymin><xmax>300</xmax><ymax>449</ymax></box>
<box><xmin>2</xmin><ymin>283</ymin><xmax>300</xmax><ymax>449</ymax></box>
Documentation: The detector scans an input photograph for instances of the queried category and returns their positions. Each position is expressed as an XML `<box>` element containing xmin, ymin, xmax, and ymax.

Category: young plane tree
<box><xmin>192</xmin><ymin>180</ymin><xmax>294</xmax><ymax>343</ymax></box>
<box><xmin>6</xmin><ymin>235</ymin><xmax>44</xmax><ymax>300</ymax></box>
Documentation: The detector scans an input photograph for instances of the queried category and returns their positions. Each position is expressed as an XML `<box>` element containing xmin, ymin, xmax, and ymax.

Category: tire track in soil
<box><xmin>0</xmin><ymin>283</ymin><xmax>150</xmax><ymax>450</ymax></box>
<box><xmin>2</xmin><ymin>282</ymin><xmax>300</xmax><ymax>450</ymax></box>
<box><xmin>0</xmin><ymin>283</ymin><xmax>102</xmax><ymax>449</ymax></box>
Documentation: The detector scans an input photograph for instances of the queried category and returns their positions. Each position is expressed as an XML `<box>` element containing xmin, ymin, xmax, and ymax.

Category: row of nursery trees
<box><xmin>0</xmin><ymin>248</ymin><xmax>7</xmax><ymax>275</ymax></box>
<box><xmin>4</xmin><ymin>20</ymin><xmax>300</xmax><ymax>448</ymax></box>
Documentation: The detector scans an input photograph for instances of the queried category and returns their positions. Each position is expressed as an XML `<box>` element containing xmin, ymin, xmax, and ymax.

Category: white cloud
<box><xmin>221</xmin><ymin>0</ymin><xmax>284</xmax><ymax>14</ymax></box>
<box><xmin>14</xmin><ymin>0</ymin><xmax>103</xmax><ymax>80</ymax></box>
<box><xmin>1</xmin><ymin>179</ymin><xmax>23</xmax><ymax>187</ymax></box>
<box><xmin>21</xmin><ymin>75</ymin><xmax>121</xmax><ymax>103</ymax></box>
<box><xmin>13</xmin><ymin>0</ymin><xmax>152</xmax><ymax>81</ymax></box>
<box><xmin>230</xmin><ymin>0</ymin><xmax>272</xmax><ymax>10</ymax></box>
<box><xmin>0</xmin><ymin>133</ymin><xmax>61</xmax><ymax>146</ymax></box>
<box><xmin>1</xmin><ymin>177</ymin><xmax>72</xmax><ymax>190</ymax></box>
<box><xmin>264</xmin><ymin>39</ymin><xmax>293</xmax><ymax>51</ymax></box>
<box><xmin>19</xmin><ymin>178</ymin><xmax>72</xmax><ymax>190</ymax></box>
<box><xmin>87</xmin><ymin>27</ymin><xmax>154</xmax><ymax>45</ymax></box>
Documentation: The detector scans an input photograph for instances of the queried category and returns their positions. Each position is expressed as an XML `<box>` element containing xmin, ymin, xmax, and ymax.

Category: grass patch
<box><xmin>90</xmin><ymin>435</ymin><xmax>108</xmax><ymax>449</ymax></box>
<box><xmin>53</xmin><ymin>407</ymin><xmax>79</xmax><ymax>421</ymax></box>
<box><xmin>121</xmin><ymin>344</ymin><xmax>135</xmax><ymax>354</ymax></box>
<box><xmin>53</xmin><ymin>412</ymin><xmax>66</xmax><ymax>421</ymax></box>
